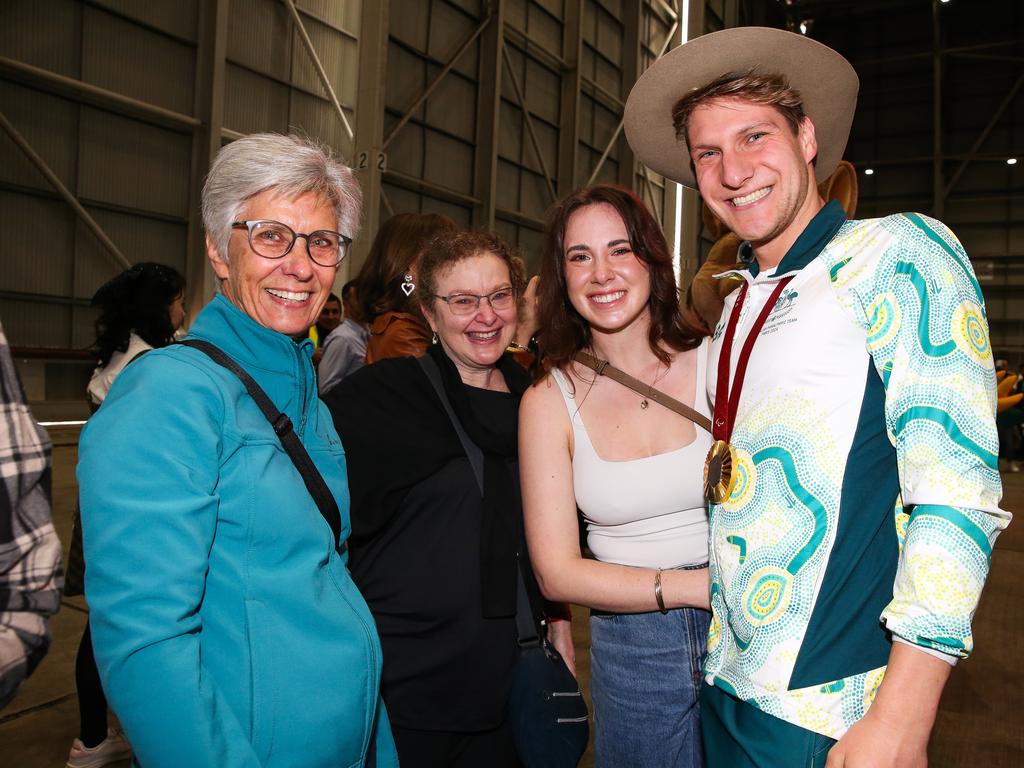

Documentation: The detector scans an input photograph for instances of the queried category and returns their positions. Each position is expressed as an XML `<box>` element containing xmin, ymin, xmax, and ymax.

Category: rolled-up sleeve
<box><xmin>865</xmin><ymin>214</ymin><xmax>1010</xmax><ymax>659</ymax></box>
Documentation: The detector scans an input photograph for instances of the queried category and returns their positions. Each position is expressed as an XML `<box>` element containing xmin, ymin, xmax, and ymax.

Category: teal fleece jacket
<box><xmin>78</xmin><ymin>294</ymin><xmax>398</xmax><ymax>767</ymax></box>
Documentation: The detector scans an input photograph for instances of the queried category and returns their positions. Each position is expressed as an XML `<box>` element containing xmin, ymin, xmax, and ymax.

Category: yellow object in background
<box><xmin>996</xmin><ymin>371</ymin><xmax>1022</xmax><ymax>413</ymax></box>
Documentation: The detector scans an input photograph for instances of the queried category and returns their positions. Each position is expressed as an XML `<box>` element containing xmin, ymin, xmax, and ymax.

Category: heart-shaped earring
<box><xmin>400</xmin><ymin>274</ymin><xmax>415</xmax><ymax>297</ymax></box>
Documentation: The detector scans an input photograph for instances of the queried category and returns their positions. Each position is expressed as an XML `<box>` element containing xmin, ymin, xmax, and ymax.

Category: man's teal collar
<box><xmin>741</xmin><ymin>199</ymin><xmax>847</xmax><ymax>278</ymax></box>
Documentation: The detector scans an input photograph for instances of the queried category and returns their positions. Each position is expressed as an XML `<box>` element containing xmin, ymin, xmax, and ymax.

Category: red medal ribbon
<box><xmin>712</xmin><ymin>276</ymin><xmax>795</xmax><ymax>442</ymax></box>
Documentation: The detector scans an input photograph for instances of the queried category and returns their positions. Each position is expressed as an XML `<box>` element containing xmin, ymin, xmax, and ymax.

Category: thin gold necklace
<box><xmin>639</xmin><ymin>360</ymin><xmax>668</xmax><ymax>409</ymax></box>
<box><xmin>585</xmin><ymin>348</ymin><xmax>668</xmax><ymax>409</ymax></box>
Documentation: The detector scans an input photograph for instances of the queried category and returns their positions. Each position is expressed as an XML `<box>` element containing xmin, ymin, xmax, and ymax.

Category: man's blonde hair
<box><xmin>671</xmin><ymin>70</ymin><xmax>806</xmax><ymax>146</ymax></box>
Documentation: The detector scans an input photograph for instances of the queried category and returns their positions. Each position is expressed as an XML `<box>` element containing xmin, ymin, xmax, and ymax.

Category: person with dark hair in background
<box><xmin>66</xmin><ymin>261</ymin><xmax>186</xmax><ymax>767</ymax></box>
<box><xmin>520</xmin><ymin>184</ymin><xmax>712</xmax><ymax>768</ymax></box>
<box><xmin>309</xmin><ymin>292</ymin><xmax>342</xmax><ymax>365</ymax></box>
<box><xmin>85</xmin><ymin>262</ymin><xmax>186</xmax><ymax>407</ymax></box>
<box><xmin>326</xmin><ymin>229</ymin><xmax>574</xmax><ymax>768</ymax></box>
<box><xmin>317</xmin><ymin>280</ymin><xmax>369</xmax><ymax>395</ymax></box>
<box><xmin>356</xmin><ymin>212</ymin><xmax>460</xmax><ymax>363</ymax></box>
<box><xmin>0</xmin><ymin>319</ymin><xmax>62</xmax><ymax>711</ymax></box>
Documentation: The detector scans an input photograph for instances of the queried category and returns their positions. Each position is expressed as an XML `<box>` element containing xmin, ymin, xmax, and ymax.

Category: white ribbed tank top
<box><xmin>551</xmin><ymin>340</ymin><xmax>711</xmax><ymax>569</ymax></box>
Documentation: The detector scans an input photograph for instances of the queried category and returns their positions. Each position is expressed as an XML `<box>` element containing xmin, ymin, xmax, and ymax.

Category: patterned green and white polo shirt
<box><xmin>705</xmin><ymin>200</ymin><xmax>1009</xmax><ymax>739</ymax></box>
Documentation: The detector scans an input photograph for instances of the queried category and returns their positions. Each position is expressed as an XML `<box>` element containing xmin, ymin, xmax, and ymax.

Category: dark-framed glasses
<box><xmin>434</xmin><ymin>286</ymin><xmax>517</xmax><ymax>316</ymax></box>
<box><xmin>231</xmin><ymin>220</ymin><xmax>351</xmax><ymax>267</ymax></box>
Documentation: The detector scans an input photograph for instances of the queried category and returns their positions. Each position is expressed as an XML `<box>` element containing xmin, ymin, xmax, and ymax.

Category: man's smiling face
<box><xmin>688</xmin><ymin>97</ymin><xmax>820</xmax><ymax>264</ymax></box>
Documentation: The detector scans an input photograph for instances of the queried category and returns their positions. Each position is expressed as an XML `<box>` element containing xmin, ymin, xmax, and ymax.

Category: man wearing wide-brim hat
<box><xmin>625</xmin><ymin>26</ymin><xmax>1009</xmax><ymax>768</ymax></box>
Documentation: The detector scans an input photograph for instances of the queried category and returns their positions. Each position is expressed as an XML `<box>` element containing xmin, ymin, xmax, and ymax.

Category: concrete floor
<box><xmin>1</xmin><ymin>434</ymin><xmax>1021</xmax><ymax>766</ymax></box>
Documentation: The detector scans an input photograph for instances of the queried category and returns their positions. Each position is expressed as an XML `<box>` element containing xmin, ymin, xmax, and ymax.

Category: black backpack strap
<box><xmin>416</xmin><ymin>355</ymin><xmax>540</xmax><ymax>648</ymax></box>
<box><xmin>418</xmin><ymin>355</ymin><xmax>484</xmax><ymax>489</ymax></box>
<box><xmin>127</xmin><ymin>347</ymin><xmax>150</xmax><ymax>365</ymax></box>
<box><xmin>178</xmin><ymin>339</ymin><xmax>342</xmax><ymax>552</ymax></box>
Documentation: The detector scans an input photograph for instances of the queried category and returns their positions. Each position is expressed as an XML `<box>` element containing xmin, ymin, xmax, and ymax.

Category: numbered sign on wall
<box><xmin>355</xmin><ymin>151</ymin><xmax>387</xmax><ymax>173</ymax></box>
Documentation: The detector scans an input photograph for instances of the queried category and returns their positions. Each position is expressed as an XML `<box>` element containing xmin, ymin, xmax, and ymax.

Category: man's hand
<box><xmin>825</xmin><ymin>708</ymin><xmax>928</xmax><ymax>767</ymax></box>
<box><xmin>825</xmin><ymin>642</ymin><xmax>952</xmax><ymax>767</ymax></box>
<box><xmin>546</xmin><ymin>618</ymin><xmax>576</xmax><ymax>678</ymax></box>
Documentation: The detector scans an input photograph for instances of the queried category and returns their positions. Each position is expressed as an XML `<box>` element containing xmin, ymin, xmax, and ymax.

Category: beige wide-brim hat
<box><xmin>624</xmin><ymin>26</ymin><xmax>859</xmax><ymax>189</ymax></box>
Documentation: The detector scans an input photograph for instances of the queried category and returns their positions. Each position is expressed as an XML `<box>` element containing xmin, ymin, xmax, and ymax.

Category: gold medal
<box><xmin>704</xmin><ymin>440</ymin><xmax>736</xmax><ymax>504</ymax></box>
<box><xmin>705</xmin><ymin>278</ymin><xmax>794</xmax><ymax>506</ymax></box>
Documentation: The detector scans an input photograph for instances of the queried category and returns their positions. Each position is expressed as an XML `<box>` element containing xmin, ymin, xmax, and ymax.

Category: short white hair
<box><xmin>201</xmin><ymin>132</ymin><xmax>362</xmax><ymax>261</ymax></box>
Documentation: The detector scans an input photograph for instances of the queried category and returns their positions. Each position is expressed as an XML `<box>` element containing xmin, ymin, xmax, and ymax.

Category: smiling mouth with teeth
<box><xmin>730</xmin><ymin>186</ymin><xmax>771</xmax><ymax>207</ymax></box>
<box><xmin>591</xmin><ymin>291</ymin><xmax>625</xmax><ymax>304</ymax></box>
<box><xmin>266</xmin><ymin>288</ymin><xmax>311</xmax><ymax>303</ymax></box>
<box><xmin>467</xmin><ymin>330</ymin><xmax>500</xmax><ymax>340</ymax></box>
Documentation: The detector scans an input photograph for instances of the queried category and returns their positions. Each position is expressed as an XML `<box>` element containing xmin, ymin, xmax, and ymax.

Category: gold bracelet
<box><xmin>506</xmin><ymin>341</ymin><xmax>531</xmax><ymax>354</ymax></box>
<box><xmin>654</xmin><ymin>569</ymin><xmax>668</xmax><ymax>614</ymax></box>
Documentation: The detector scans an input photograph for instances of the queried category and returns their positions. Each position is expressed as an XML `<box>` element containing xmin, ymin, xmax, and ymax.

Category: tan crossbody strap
<box><xmin>573</xmin><ymin>351</ymin><xmax>713</xmax><ymax>434</ymax></box>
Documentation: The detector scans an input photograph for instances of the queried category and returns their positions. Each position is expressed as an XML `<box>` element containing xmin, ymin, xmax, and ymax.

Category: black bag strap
<box><xmin>177</xmin><ymin>339</ymin><xmax>342</xmax><ymax>552</ymax></box>
<box><xmin>416</xmin><ymin>355</ymin><xmax>540</xmax><ymax>648</ymax></box>
<box><xmin>127</xmin><ymin>347</ymin><xmax>150</xmax><ymax>365</ymax></box>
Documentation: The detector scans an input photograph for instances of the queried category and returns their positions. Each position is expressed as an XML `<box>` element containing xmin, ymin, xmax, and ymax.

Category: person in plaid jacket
<box><xmin>0</xmin><ymin>318</ymin><xmax>63</xmax><ymax>709</ymax></box>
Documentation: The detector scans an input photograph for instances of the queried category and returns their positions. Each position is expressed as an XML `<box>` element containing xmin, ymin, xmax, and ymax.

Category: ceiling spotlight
<box><xmin>1008</xmin><ymin>158</ymin><xmax>1018</xmax><ymax>165</ymax></box>
<box><xmin>864</xmin><ymin>168</ymin><xmax>874</xmax><ymax>176</ymax></box>
<box><xmin>939</xmin><ymin>0</ymin><xmax>951</xmax><ymax>4</ymax></box>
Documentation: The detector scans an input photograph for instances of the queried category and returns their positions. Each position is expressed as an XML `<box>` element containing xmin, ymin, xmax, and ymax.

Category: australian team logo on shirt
<box><xmin>714</xmin><ymin>288</ymin><xmax>801</xmax><ymax>341</ymax></box>
<box><xmin>762</xmin><ymin>289</ymin><xmax>800</xmax><ymax>335</ymax></box>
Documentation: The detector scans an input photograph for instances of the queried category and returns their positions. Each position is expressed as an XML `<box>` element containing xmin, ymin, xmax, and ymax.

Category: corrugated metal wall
<box><xmin>0</xmin><ymin>0</ymin><xmax>361</xmax><ymax>358</ymax></box>
<box><xmin>1</xmin><ymin>0</ymin><xmax>729</xmax><ymax>404</ymax></box>
<box><xmin>377</xmin><ymin>0</ymin><xmax>685</xmax><ymax>274</ymax></box>
<box><xmin>383</xmin><ymin>0</ymin><xmax>481</xmax><ymax>225</ymax></box>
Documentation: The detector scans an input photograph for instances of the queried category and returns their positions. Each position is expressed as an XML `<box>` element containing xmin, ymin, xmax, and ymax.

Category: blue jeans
<box><xmin>590</xmin><ymin>605</ymin><xmax>711</xmax><ymax>768</ymax></box>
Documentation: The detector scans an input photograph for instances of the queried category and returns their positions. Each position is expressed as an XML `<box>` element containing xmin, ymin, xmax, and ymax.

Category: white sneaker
<box><xmin>66</xmin><ymin>727</ymin><xmax>133</xmax><ymax>768</ymax></box>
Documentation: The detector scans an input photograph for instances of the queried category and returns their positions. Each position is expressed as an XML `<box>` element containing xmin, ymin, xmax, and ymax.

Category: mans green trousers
<box><xmin>701</xmin><ymin>683</ymin><xmax>837</xmax><ymax>767</ymax></box>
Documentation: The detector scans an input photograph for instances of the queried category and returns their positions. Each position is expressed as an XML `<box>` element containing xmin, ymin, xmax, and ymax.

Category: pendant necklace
<box><xmin>639</xmin><ymin>361</ymin><xmax>667</xmax><ymax>410</ymax></box>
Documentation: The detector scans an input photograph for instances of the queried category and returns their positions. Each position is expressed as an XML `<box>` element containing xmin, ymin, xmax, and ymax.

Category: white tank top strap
<box><xmin>550</xmin><ymin>367</ymin><xmax>595</xmax><ymax>455</ymax></box>
<box><xmin>549</xmin><ymin>367</ymin><xmax>575</xmax><ymax>408</ymax></box>
<box><xmin>696</xmin><ymin>336</ymin><xmax>709</xmax><ymax>408</ymax></box>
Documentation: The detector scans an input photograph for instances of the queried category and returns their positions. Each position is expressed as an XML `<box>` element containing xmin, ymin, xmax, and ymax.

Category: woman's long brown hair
<box><xmin>357</xmin><ymin>212</ymin><xmax>458</xmax><ymax>322</ymax></box>
<box><xmin>536</xmin><ymin>185</ymin><xmax>703</xmax><ymax>378</ymax></box>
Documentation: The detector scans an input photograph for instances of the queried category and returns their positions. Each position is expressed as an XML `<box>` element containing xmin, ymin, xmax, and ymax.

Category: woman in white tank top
<box><xmin>520</xmin><ymin>185</ymin><xmax>712</xmax><ymax>768</ymax></box>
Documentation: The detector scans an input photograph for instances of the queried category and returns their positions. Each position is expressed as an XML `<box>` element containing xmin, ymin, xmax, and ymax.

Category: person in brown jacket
<box><xmin>356</xmin><ymin>213</ymin><xmax>459</xmax><ymax>363</ymax></box>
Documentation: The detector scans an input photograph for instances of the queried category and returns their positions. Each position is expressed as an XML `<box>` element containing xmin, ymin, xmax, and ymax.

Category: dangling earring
<box><xmin>431</xmin><ymin>332</ymin><xmax>439</xmax><ymax>345</ymax></box>
<box><xmin>400</xmin><ymin>274</ymin><xmax>415</xmax><ymax>297</ymax></box>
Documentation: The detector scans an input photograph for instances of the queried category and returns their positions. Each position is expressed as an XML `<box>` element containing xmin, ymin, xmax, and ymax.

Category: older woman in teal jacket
<box><xmin>77</xmin><ymin>133</ymin><xmax>397</xmax><ymax>767</ymax></box>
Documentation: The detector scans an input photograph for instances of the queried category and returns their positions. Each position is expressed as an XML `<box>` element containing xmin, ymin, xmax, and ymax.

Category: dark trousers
<box><xmin>391</xmin><ymin>719</ymin><xmax>521</xmax><ymax>768</ymax></box>
<box><xmin>75</xmin><ymin>621</ymin><xmax>110</xmax><ymax>747</ymax></box>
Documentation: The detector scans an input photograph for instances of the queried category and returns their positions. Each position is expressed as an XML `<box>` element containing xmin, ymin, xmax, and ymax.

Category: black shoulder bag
<box><xmin>417</xmin><ymin>354</ymin><xmax>588</xmax><ymax>768</ymax></box>
<box><xmin>178</xmin><ymin>339</ymin><xmax>342</xmax><ymax>551</ymax></box>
